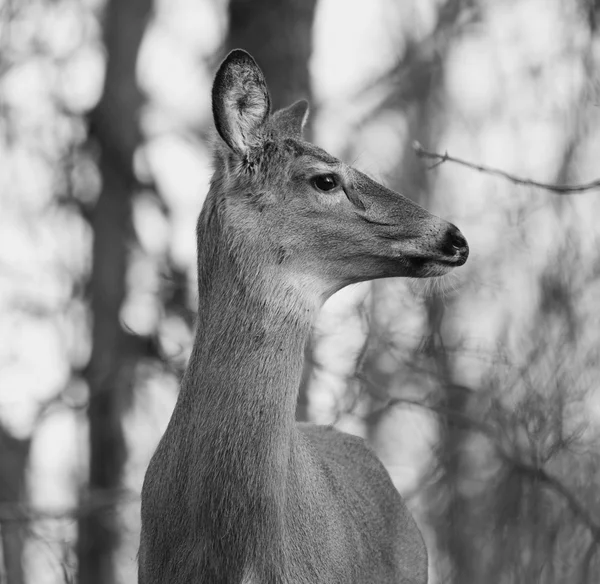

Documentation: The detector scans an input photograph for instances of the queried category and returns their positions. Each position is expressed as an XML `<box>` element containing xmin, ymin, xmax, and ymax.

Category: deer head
<box><xmin>208</xmin><ymin>49</ymin><xmax>468</xmax><ymax>302</ymax></box>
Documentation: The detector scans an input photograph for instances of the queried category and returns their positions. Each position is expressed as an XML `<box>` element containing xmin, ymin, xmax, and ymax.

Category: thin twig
<box><xmin>413</xmin><ymin>141</ymin><xmax>600</xmax><ymax>194</ymax></box>
<box><xmin>388</xmin><ymin>397</ymin><xmax>600</xmax><ymax>544</ymax></box>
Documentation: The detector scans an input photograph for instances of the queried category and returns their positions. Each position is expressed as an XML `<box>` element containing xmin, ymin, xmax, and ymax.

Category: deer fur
<box><xmin>139</xmin><ymin>49</ymin><xmax>469</xmax><ymax>584</ymax></box>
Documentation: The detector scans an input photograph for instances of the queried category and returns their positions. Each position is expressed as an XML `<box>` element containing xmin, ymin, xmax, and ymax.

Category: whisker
<box><xmin>408</xmin><ymin>270</ymin><xmax>462</xmax><ymax>300</ymax></box>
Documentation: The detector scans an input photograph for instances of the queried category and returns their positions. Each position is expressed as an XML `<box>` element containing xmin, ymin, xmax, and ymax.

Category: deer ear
<box><xmin>271</xmin><ymin>100</ymin><xmax>309</xmax><ymax>138</ymax></box>
<box><xmin>212</xmin><ymin>50</ymin><xmax>271</xmax><ymax>157</ymax></box>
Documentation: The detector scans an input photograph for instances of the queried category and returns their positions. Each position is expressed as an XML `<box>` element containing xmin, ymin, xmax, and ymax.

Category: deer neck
<box><xmin>187</xmin><ymin>255</ymin><xmax>313</xmax><ymax>450</ymax></box>
<box><xmin>178</xmin><ymin>196</ymin><xmax>318</xmax><ymax>565</ymax></box>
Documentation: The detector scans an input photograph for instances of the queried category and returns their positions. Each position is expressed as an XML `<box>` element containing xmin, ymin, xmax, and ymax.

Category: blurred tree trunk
<box><xmin>354</xmin><ymin>2</ymin><xmax>476</xmax><ymax>581</ymax></box>
<box><xmin>0</xmin><ymin>427</ymin><xmax>30</xmax><ymax>584</ymax></box>
<box><xmin>362</xmin><ymin>4</ymin><xmax>600</xmax><ymax>582</ymax></box>
<box><xmin>76</xmin><ymin>0</ymin><xmax>152</xmax><ymax>583</ymax></box>
<box><xmin>227</xmin><ymin>0</ymin><xmax>317</xmax><ymax>112</ymax></box>
<box><xmin>226</xmin><ymin>0</ymin><xmax>318</xmax><ymax>421</ymax></box>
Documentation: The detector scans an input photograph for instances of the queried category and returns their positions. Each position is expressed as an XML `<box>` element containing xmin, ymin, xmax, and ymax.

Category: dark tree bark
<box><xmin>226</xmin><ymin>0</ymin><xmax>318</xmax><ymax>422</ymax></box>
<box><xmin>0</xmin><ymin>427</ymin><xmax>30</xmax><ymax>584</ymax></box>
<box><xmin>227</xmin><ymin>0</ymin><xmax>317</xmax><ymax>112</ymax></box>
<box><xmin>76</xmin><ymin>0</ymin><xmax>152</xmax><ymax>583</ymax></box>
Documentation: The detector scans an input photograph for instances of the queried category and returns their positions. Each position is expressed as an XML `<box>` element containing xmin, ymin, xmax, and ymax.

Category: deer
<box><xmin>139</xmin><ymin>49</ymin><xmax>469</xmax><ymax>584</ymax></box>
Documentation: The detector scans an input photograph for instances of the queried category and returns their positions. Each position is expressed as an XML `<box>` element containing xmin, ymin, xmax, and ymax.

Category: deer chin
<box><xmin>417</xmin><ymin>264</ymin><xmax>454</xmax><ymax>278</ymax></box>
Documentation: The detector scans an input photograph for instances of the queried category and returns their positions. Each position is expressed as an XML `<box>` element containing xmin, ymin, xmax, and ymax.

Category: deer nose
<box><xmin>443</xmin><ymin>224</ymin><xmax>469</xmax><ymax>262</ymax></box>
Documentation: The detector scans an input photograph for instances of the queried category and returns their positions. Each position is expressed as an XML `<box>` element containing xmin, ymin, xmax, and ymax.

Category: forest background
<box><xmin>1</xmin><ymin>0</ymin><xmax>600</xmax><ymax>582</ymax></box>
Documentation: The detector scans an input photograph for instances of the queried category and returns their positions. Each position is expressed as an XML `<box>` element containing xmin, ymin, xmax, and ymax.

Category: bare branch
<box><xmin>413</xmin><ymin>141</ymin><xmax>600</xmax><ymax>194</ymax></box>
<box><xmin>388</xmin><ymin>397</ymin><xmax>600</xmax><ymax>544</ymax></box>
<box><xmin>508</xmin><ymin>458</ymin><xmax>600</xmax><ymax>542</ymax></box>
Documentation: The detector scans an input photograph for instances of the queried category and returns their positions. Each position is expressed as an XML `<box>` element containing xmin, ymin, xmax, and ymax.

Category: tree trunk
<box><xmin>76</xmin><ymin>0</ymin><xmax>152</xmax><ymax>583</ymax></box>
<box><xmin>227</xmin><ymin>0</ymin><xmax>317</xmax><ymax>111</ymax></box>
<box><xmin>0</xmin><ymin>427</ymin><xmax>30</xmax><ymax>584</ymax></box>
<box><xmin>226</xmin><ymin>0</ymin><xmax>318</xmax><ymax>421</ymax></box>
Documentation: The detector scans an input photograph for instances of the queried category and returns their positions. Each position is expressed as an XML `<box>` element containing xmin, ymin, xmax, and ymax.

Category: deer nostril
<box><xmin>450</xmin><ymin>231</ymin><xmax>467</xmax><ymax>251</ymax></box>
<box><xmin>444</xmin><ymin>224</ymin><xmax>469</xmax><ymax>256</ymax></box>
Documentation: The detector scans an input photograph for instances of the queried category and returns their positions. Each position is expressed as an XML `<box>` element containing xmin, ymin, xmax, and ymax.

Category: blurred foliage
<box><xmin>1</xmin><ymin>0</ymin><xmax>600</xmax><ymax>583</ymax></box>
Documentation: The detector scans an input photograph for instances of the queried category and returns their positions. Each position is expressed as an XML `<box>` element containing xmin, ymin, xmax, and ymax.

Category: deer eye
<box><xmin>311</xmin><ymin>174</ymin><xmax>339</xmax><ymax>192</ymax></box>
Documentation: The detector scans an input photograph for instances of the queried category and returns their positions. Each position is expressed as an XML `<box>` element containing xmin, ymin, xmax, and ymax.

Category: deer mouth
<box><xmin>435</xmin><ymin>251</ymin><xmax>469</xmax><ymax>267</ymax></box>
<box><xmin>389</xmin><ymin>223</ymin><xmax>469</xmax><ymax>273</ymax></box>
<box><xmin>407</xmin><ymin>248</ymin><xmax>468</xmax><ymax>277</ymax></box>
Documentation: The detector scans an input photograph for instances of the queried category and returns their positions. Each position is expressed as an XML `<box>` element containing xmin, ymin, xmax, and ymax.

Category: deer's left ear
<box><xmin>212</xmin><ymin>49</ymin><xmax>271</xmax><ymax>157</ymax></box>
<box><xmin>271</xmin><ymin>100</ymin><xmax>309</xmax><ymax>139</ymax></box>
